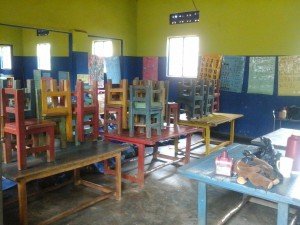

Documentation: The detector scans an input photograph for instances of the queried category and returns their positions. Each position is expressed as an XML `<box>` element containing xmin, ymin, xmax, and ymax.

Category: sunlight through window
<box><xmin>167</xmin><ymin>36</ymin><xmax>199</xmax><ymax>78</ymax></box>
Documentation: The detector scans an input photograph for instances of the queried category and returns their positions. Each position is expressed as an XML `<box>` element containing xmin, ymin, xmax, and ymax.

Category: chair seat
<box><xmin>134</xmin><ymin>102</ymin><xmax>162</xmax><ymax>109</ymax></box>
<box><xmin>5</xmin><ymin>118</ymin><xmax>55</xmax><ymax>131</ymax></box>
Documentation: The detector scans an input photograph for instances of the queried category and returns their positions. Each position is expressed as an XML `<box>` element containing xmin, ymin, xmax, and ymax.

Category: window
<box><xmin>92</xmin><ymin>40</ymin><xmax>113</xmax><ymax>57</ymax></box>
<box><xmin>0</xmin><ymin>45</ymin><xmax>12</xmax><ymax>69</ymax></box>
<box><xmin>37</xmin><ymin>43</ymin><xmax>51</xmax><ymax>70</ymax></box>
<box><xmin>167</xmin><ymin>36</ymin><xmax>199</xmax><ymax>78</ymax></box>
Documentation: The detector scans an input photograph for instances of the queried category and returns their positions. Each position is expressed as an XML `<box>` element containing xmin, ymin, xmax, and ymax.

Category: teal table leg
<box><xmin>198</xmin><ymin>182</ymin><xmax>207</xmax><ymax>225</ymax></box>
<box><xmin>277</xmin><ymin>202</ymin><xmax>289</xmax><ymax>225</ymax></box>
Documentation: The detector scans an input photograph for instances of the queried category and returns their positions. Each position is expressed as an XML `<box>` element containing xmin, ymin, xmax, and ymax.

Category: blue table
<box><xmin>178</xmin><ymin>143</ymin><xmax>300</xmax><ymax>225</ymax></box>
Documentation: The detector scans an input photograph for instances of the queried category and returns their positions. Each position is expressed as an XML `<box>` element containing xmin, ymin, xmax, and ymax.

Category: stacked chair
<box><xmin>132</xmin><ymin>78</ymin><xmax>167</xmax><ymax>123</ymax></box>
<box><xmin>1</xmin><ymin>87</ymin><xmax>55</xmax><ymax>170</ymax></box>
<box><xmin>129</xmin><ymin>82</ymin><xmax>163</xmax><ymax>138</ymax></box>
<box><xmin>203</xmin><ymin>79</ymin><xmax>215</xmax><ymax>116</ymax></box>
<box><xmin>177</xmin><ymin>78</ymin><xmax>218</xmax><ymax>120</ymax></box>
<box><xmin>104</xmin><ymin>79</ymin><xmax>128</xmax><ymax>133</ymax></box>
<box><xmin>213</xmin><ymin>79</ymin><xmax>221</xmax><ymax>112</ymax></box>
<box><xmin>39</xmin><ymin>78</ymin><xmax>73</xmax><ymax>148</ymax></box>
<box><xmin>73</xmin><ymin>80</ymin><xmax>99</xmax><ymax>142</ymax></box>
<box><xmin>177</xmin><ymin>79</ymin><xmax>205</xmax><ymax>119</ymax></box>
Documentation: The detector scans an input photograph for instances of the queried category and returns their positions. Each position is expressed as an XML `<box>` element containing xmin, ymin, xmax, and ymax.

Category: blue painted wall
<box><xmin>122</xmin><ymin>56</ymin><xmax>143</xmax><ymax>81</ymax></box>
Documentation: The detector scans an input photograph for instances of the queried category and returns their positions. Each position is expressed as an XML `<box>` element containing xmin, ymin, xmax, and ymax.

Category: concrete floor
<box><xmin>3</xmin><ymin>140</ymin><xmax>285</xmax><ymax>225</ymax></box>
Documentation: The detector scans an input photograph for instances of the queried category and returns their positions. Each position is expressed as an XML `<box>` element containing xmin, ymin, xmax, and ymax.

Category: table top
<box><xmin>178</xmin><ymin>143</ymin><xmax>300</xmax><ymax>207</ymax></box>
<box><xmin>2</xmin><ymin>141</ymin><xmax>128</xmax><ymax>182</ymax></box>
<box><xmin>178</xmin><ymin>113</ymin><xmax>243</xmax><ymax>127</ymax></box>
<box><xmin>251</xmin><ymin>128</ymin><xmax>300</xmax><ymax>150</ymax></box>
<box><xmin>104</xmin><ymin>125</ymin><xmax>202</xmax><ymax>145</ymax></box>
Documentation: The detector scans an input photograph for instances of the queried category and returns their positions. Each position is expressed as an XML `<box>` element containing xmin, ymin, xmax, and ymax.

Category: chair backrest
<box><xmin>40</xmin><ymin>78</ymin><xmax>72</xmax><ymax>116</ymax></box>
<box><xmin>75</xmin><ymin>80</ymin><xmax>99</xmax><ymax>109</ymax></box>
<box><xmin>24</xmin><ymin>79</ymin><xmax>36</xmax><ymax>118</ymax></box>
<box><xmin>1</xmin><ymin>88</ymin><xmax>25</xmax><ymax>131</ymax></box>
<box><xmin>130</xmin><ymin>85</ymin><xmax>152</xmax><ymax>108</ymax></box>
<box><xmin>105</xmin><ymin>79</ymin><xmax>128</xmax><ymax>105</ymax></box>
<box><xmin>130</xmin><ymin>83</ymin><xmax>162</xmax><ymax>109</ymax></box>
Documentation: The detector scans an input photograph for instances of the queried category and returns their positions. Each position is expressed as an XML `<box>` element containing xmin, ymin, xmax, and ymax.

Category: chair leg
<box><xmin>16</xmin><ymin>133</ymin><xmax>27</xmax><ymax>170</ymax></box>
<box><xmin>129</xmin><ymin>108</ymin><xmax>134</xmax><ymax>137</ymax></box>
<box><xmin>46</xmin><ymin>127</ymin><xmax>55</xmax><ymax>162</ymax></box>
<box><xmin>146</xmin><ymin>114</ymin><xmax>151</xmax><ymax>138</ymax></box>
<box><xmin>3</xmin><ymin>133</ymin><xmax>12</xmax><ymax>163</ymax></box>
<box><xmin>156</xmin><ymin>113</ymin><xmax>162</xmax><ymax>136</ymax></box>
<box><xmin>117</xmin><ymin>110</ymin><xmax>122</xmax><ymax>135</ymax></box>
<box><xmin>59</xmin><ymin>117</ymin><xmax>67</xmax><ymax>148</ymax></box>
<box><xmin>92</xmin><ymin>113</ymin><xmax>99</xmax><ymax>140</ymax></box>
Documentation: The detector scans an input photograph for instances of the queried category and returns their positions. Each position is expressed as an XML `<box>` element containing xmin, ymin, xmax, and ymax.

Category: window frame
<box><xmin>166</xmin><ymin>35</ymin><xmax>199</xmax><ymax>78</ymax></box>
<box><xmin>37</xmin><ymin>43</ymin><xmax>51</xmax><ymax>71</ymax></box>
<box><xmin>0</xmin><ymin>44</ymin><xmax>13</xmax><ymax>70</ymax></box>
<box><xmin>92</xmin><ymin>40</ymin><xmax>113</xmax><ymax>57</ymax></box>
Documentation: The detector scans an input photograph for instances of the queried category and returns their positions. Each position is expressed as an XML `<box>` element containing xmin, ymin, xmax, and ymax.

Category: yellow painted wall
<box><xmin>22</xmin><ymin>29</ymin><xmax>69</xmax><ymax>57</ymax></box>
<box><xmin>0</xmin><ymin>26</ymin><xmax>23</xmax><ymax>56</ymax></box>
<box><xmin>137</xmin><ymin>0</ymin><xmax>300</xmax><ymax>56</ymax></box>
<box><xmin>0</xmin><ymin>0</ymin><xmax>137</xmax><ymax>55</ymax></box>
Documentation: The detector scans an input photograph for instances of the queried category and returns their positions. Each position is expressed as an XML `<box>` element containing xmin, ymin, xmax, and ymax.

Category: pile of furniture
<box><xmin>104</xmin><ymin>78</ymin><xmax>174</xmax><ymax>139</ymax></box>
<box><xmin>177</xmin><ymin>78</ymin><xmax>220</xmax><ymax>120</ymax></box>
<box><xmin>1</xmin><ymin>74</ymin><xmax>100</xmax><ymax>170</ymax></box>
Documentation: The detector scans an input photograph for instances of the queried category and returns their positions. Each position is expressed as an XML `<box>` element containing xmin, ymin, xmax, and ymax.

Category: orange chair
<box><xmin>2</xmin><ymin>88</ymin><xmax>55</xmax><ymax>170</ymax></box>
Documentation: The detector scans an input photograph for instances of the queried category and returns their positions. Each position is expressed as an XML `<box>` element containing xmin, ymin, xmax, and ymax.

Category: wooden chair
<box><xmin>204</xmin><ymin>79</ymin><xmax>215</xmax><ymax>116</ymax></box>
<box><xmin>133</xmin><ymin>78</ymin><xmax>166</xmax><ymax>124</ymax></box>
<box><xmin>73</xmin><ymin>80</ymin><xmax>99</xmax><ymax>142</ymax></box>
<box><xmin>213</xmin><ymin>79</ymin><xmax>221</xmax><ymax>112</ymax></box>
<box><xmin>2</xmin><ymin>88</ymin><xmax>55</xmax><ymax>170</ymax></box>
<box><xmin>166</xmin><ymin>102</ymin><xmax>179</xmax><ymax>126</ymax></box>
<box><xmin>40</xmin><ymin>79</ymin><xmax>73</xmax><ymax>144</ymax></box>
<box><xmin>0</xmin><ymin>79</ymin><xmax>24</xmax><ymax>140</ymax></box>
<box><xmin>129</xmin><ymin>84</ymin><xmax>162</xmax><ymax>138</ymax></box>
<box><xmin>105</xmin><ymin>79</ymin><xmax>128</xmax><ymax>129</ymax></box>
<box><xmin>23</xmin><ymin>79</ymin><xmax>37</xmax><ymax>118</ymax></box>
<box><xmin>178</xmin><ymin>79</ymin><xmax>205</xmax><ymax>120</ymax></box>
<box><xmin>104</xmin><ymin>105</ymin><xmax>122</xmax><ymax>134</ymax></box>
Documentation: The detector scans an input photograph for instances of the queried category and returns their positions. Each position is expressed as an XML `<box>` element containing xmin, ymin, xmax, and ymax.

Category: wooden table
<box><xmin>178</xmin><ymin>113</ymin><xmax>243</xmax><ymax>155</ymax></box>
<box><xmin>2</xmin><ymin>141</ymin><xmax>127</xmax><ymax>225</ymax></box>
<box><xmin>178</xmin><ymin>143</ymin><xmax>300</xmax><ymax>225</ymax></box>
<box><xmin>251</xmin><ymin>128</ymin><xmax>300</xmax><ymax>150</ymax></box>
<box><xmin>104</xmin><ymin>125</ymin><xmax>202</xmax><ymax>188</ymax></box>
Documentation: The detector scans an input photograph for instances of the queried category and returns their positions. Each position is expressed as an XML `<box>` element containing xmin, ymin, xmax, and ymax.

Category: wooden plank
<box><xmin>37</xmin><ymin>193</ymin><xmax>113</xmax><ymax>225</ymax></box>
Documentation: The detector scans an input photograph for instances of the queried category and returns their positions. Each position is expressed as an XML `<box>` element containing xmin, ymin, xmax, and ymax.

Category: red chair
<box><xmin>2</xmin><ymin>88</ymin><xmax>55</xmax><ymax>170</ymax></box>
<box><xmin>73</xmin><ymin>80</ymin><xmax>99</xmax><ymax>142</ymax></box>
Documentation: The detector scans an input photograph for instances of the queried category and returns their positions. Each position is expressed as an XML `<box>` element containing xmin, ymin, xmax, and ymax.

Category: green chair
<box><xmin>129</xmin><ymin>84</ymin><xmax>162</xmax><ymax>138</ymax></box>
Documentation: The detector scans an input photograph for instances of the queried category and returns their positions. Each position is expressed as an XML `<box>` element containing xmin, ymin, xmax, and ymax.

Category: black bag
<box><xmin>287</xmin><ymin>105</ymin><xmax>300</xmax><ymax>120</ymax></box>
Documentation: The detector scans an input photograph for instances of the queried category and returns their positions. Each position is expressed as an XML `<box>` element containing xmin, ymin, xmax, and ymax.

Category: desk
<box><xmin>178</xmin><ymin>113</ymin><xmax>243</xmax><ymax>155</ymax></box>
<box><xmin>178</xmin><ymin>143</ymin><xmax>300</xmax><ymax>225</ymax></box>
<box><xmin>2</xmin><ymin>141</ymin><xmax>126</xmax><ymax>225</ymax></box>
<box><xmin>104</xmin><ymin>125</ymin><xmax>202</xmax><ymax>188</ymax></box>
<box><xmin>251</xmin><ymin>128</ymin><xmax>300</xmax><ymax>150</ymax></box>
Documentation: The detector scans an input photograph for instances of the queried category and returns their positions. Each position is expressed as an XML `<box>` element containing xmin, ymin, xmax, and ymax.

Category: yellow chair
<box><xmin>40</xmin><ymin>78</ymin><xmax>73</xmax><ymax>143</ymax></box>
<box><xmin>105</xmin><ymin>79</ymin><xmax>128</xmax><ymax>129</ymax></box>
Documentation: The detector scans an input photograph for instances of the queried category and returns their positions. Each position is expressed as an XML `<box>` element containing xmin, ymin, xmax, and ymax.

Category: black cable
<box><xmin>192</xmin><ymin>0</ymin><xmax>198</xmax><ymax>11</ymax></box>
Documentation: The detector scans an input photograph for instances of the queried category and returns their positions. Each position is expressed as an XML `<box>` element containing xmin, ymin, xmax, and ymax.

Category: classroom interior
<box><xmin>1</xmin><ymin>1</ymin><xmax>300</xmax><ymax>225</ymax></box>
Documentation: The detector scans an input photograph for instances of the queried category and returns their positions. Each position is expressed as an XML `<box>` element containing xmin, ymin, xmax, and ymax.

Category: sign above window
<box><xmin>169</xmin><ymin>11</ymin><xmax>199</xmax><ymax>25</ymax></box>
